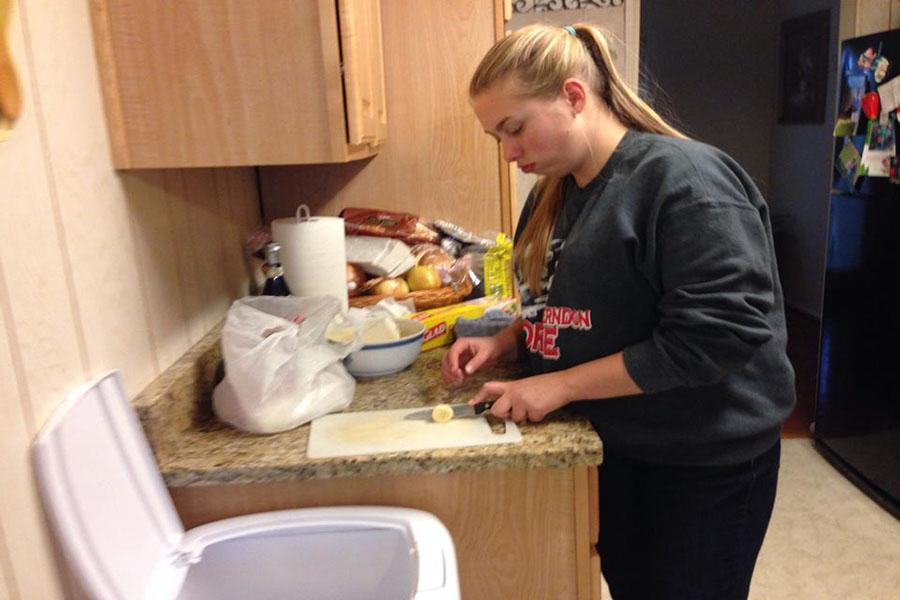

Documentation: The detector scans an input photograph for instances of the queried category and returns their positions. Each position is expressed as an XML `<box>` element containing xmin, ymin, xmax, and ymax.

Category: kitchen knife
<box><xmin>405</xmin><ymin>401</ymin><xmax>496</xmax><ymax>422</ymax></box>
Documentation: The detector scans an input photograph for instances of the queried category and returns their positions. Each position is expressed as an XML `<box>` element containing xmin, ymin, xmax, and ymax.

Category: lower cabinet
<box><xmin>170</xmin><ymin>466</ymin><xmax>601</xmax><ymax>600</ymax></box>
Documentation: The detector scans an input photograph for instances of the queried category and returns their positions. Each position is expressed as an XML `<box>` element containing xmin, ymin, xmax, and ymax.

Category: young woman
<box><xmin>441</xmin><ymin>23</ymin><xmax>796</xmax><ymax>600</ymax></box>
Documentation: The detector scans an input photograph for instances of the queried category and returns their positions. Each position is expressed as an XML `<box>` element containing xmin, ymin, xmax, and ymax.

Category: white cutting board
<box><xmin>306</xmin><ymin>407</ymin><xmax>522</xmax><ymax>458</ymax></box>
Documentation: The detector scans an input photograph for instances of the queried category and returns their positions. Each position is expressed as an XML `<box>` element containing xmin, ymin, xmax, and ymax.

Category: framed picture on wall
<box><xmin>778</xmin><ymin>10</ymin><xmax>830</xmax><ymax>124</ymax></box>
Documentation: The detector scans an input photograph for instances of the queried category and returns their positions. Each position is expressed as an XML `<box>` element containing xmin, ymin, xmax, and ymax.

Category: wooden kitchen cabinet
<box><xmin>89</xmin><ymin>0</ymin><xmax>386</xmax><ymax>169</ymax></box>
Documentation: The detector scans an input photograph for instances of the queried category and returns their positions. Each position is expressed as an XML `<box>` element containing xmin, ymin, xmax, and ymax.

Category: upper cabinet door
<box><xmin>339</xmin><ymin>0</ymin><xmax>387</xmax><ymax>151</ymax></box>
<box><xmin>89</xmin><ymin>0</ymin><xmax>386</xmax><ymax>169</ymax></box>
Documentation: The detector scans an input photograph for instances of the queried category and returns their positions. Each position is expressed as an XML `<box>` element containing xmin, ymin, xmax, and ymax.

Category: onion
<box><xmin>406</xmin><ymin>265</ymin><xmax>442</xmax><ymax>291</ymax></box>
<box><xmin>346</xmin><ymin>263</ymin><xmax>366</xmax><ymax>297</ymax></box>
<box><xmin>372</xmin><ymin>277</ymin><xmax>410</xmax><ymax>296</ymax></box>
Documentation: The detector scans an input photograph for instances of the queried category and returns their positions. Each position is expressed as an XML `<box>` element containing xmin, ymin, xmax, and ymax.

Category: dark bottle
<box><xmin>262</xmin><ymin>242</ymin><xmax>292</xmax><ymax>296</ymax></box>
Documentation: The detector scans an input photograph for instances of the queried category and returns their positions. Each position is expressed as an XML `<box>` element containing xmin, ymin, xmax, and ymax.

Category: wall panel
<box><xmin>854</xmin><ymin>0</ymin><xmax>892</xmax><ymax>34</ymax></box>
<box><xmin>0</xmin><ymin>1</ymin><xmax>260</xmax><ymax>596</ymax></box>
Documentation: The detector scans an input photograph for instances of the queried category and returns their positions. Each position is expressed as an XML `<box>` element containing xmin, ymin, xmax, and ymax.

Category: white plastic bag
<box><xmin>213</xmin><ymin>295</ymin><xmax>363</xmax><ymax>434</ymax></box>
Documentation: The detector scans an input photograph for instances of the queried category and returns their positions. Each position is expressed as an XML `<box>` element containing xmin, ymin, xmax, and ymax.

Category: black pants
<box><xmin>598</xmin><ymin>441</ymin><xmax>780</xmax><ymax>600</ymax></box>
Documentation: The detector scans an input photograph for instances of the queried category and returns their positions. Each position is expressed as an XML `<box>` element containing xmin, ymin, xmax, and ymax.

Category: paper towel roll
<box><xmin>272</xmin><ymin>209</ymin><xmax>348</xmax><ymax>311</ymax></box>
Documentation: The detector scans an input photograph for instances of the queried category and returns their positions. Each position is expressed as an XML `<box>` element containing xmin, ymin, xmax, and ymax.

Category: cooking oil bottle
<box><xmin>262</xmin><ymin>242</ymin><xmax>292</xmax><ymax>296</ymax></box>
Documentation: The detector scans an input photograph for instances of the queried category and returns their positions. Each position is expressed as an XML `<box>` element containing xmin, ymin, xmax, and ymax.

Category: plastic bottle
<box><xmin>262</xmin><ymin>242</ymin><xmax>292</xmax><ymax>296</ymax></box>
<box><xmin>483</xmin><ymin>233</ymin><xmax>514</xmax><ymax>298</ymax></box>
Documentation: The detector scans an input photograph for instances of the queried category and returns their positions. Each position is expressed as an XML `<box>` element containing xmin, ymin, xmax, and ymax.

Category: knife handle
<box><xmin>473</xmin><ymin>400</ymin><xmax>495</xmax><ymax>415</ymax></box>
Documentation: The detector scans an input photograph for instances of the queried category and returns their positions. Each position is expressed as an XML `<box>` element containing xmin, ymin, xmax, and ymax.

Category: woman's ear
<box><xmin>562</xmin><ymin>79</ymin><xmax>587</xmax><ymax>114</ymax></box>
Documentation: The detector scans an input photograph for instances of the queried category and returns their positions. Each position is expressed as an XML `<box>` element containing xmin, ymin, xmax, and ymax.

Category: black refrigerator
<box><xmin>815</xmin><ymin>29</ymin><xmax>900</xmax><ymax>517</ymax></box>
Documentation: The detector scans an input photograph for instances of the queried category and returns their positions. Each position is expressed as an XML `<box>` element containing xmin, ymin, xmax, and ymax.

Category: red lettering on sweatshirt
<box><xmin>578</xmin><ymin>310</ymin><xmax>592</xmax><ymax>330</ymax></box>
<box><xmin>523</xmin><ymin>320</ymin><xmax>560</xmax><ymax>360</ymax></box>
<box><xmin>541</xmin><ymin>306</ymin><xmax>592</xmax><ymax>330</ymax></box>
<box><xmin>523</xmin><ymin>306</ymin><xmax>592</xmax><ymax>360</ymax></box>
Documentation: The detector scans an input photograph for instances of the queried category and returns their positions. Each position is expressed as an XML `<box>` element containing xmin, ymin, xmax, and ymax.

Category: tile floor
<box><xmin>749</xmin><ymin>439</ymin><xmax>899</xmax><ymax>600</ymax></box>
<box><xmin>600</xmin><ymin>439</ymin><xmax>900</xmax><ymax>599</ymax></box>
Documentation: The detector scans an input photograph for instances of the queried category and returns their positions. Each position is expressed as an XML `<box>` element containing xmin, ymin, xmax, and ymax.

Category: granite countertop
<box><xmin>135</xmin><ymin>323</ymin><xmax>603</xmax><ymax>487</ymax></box>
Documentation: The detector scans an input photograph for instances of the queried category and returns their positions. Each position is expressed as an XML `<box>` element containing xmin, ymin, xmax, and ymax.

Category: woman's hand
<box><xmin>441</xmin><ymin>336</ymin><xmax>506</xmax><ymax>384</ymax></box>
<box><xmin>441</xmin><ymin>321</ymin><xmax>522</xmax><ymax>385</ymax></box>
<box><xmin>469</xmin><ymin>372</ymin><xmax>572</xmax><ymax>423</ymax></box>
<box><xmin>466</xmin><ymin>352</ymin><xmax>640</xmax><ymax>422</ymax></box>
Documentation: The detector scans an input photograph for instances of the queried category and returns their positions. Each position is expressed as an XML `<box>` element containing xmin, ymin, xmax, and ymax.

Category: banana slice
<box><xmin>431</xmin><ymin>404</ymin><xmax>454</xmax><ymax>423</ymax></box>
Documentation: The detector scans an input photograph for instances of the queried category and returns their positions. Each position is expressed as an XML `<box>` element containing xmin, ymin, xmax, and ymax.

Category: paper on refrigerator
<box><xmin>877</xmin><ymin>75</ymin><xmax>900</xmax><ymax>115</ymax></box>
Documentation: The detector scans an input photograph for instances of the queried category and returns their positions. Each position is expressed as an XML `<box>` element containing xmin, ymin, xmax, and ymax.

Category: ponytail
<box><xmin>572</xmin><ymin>26</ymin><xmax>685</xmax><ymax>139</ymax></box>
<box><xmin>517</xmin><ymin>177</ymin><xmax>565</xmax><ymax>295</ymax></box>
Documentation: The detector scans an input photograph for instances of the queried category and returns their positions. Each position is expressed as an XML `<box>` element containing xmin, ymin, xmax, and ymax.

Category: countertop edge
<box><xmin>162</xmin><ymin>451</ymin><xmax>604</xmax><ymax>487</ymax></box>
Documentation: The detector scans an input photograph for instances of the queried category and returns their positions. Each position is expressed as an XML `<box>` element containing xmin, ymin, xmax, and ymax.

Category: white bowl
<box><xmin>344</xmin><ymin>318</ymin><xmax>425</xmax><ymax>378</ymax></box>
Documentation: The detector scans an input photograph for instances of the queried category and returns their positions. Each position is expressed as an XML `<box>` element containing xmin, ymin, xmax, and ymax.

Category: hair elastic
<box><xmin>563</xmin><ymin>25</ymin><xmax>577</xmax><ymax>37</ymax></box>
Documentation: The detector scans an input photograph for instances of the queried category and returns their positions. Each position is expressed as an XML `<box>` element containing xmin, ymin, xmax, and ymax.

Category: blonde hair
<box><xmin>470</xmin><ymin>23</ymin><xmax>687</xmax><ymax>293</ymax></box>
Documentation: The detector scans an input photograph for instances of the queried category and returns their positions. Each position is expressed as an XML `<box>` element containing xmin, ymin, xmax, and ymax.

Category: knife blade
<box><xmin>405</xmin><ymin>401</ymin><xmax>496</xmax><ymax>422</ymax></box>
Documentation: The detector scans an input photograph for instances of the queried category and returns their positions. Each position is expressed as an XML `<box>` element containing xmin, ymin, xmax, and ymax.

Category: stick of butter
<box><xmin>325</xmin><ymin>314</ymin><xmax>358</xmax><ymax>344</ymax></box>
<box><xmin>362</xmin><ymin>315</ymin><xmax>401</xmax><ymax>344</ymax></box>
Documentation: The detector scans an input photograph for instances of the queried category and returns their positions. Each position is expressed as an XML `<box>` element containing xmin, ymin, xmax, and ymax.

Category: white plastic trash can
<box><xmin>32</xmin><ymin>371</ymin><xmax>460</xmax><ymax>600</ymax></box>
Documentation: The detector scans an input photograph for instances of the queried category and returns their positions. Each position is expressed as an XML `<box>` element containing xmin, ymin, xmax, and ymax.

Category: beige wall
<box><xmin>839</xmin><ymin>0</ymin><xmax>900</xmax><ymax>37</ymax></box>
<box><xmin>0</xmin><ymin>1</ymin><xmax>260</xmax><ymax>597</ymax></box>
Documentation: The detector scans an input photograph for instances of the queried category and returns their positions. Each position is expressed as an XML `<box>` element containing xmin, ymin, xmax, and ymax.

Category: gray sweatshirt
<box><xmin>515</xmin><ymin>130</ymin><xmax>796</xmax><ymax>466</ymax></box>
